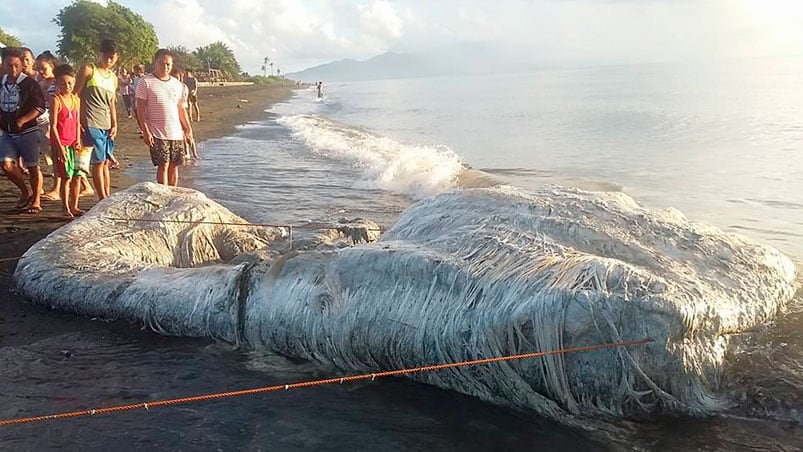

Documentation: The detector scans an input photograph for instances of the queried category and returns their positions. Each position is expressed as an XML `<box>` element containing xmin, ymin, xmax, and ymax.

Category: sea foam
<box><xmin>15</xmin><ymin>182</ymin><xmax>797</xmax><ymax>425</ymax></box>
<box><xmin>278</xmin><ymin>114</ymin><xmax>464</xmax><ymax>199</ymax></box>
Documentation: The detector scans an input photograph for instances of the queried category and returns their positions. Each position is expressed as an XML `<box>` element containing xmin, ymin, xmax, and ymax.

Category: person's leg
<box><xmin>156</xmin><ymin>162</ymin><xmax>168</xmax><ymax>184</ymax></box>
<box><xmin>91</xmin><ymin>160</ymin><xmax>106</xmax><ymax>200</ymax></box>
<box><xmin>2</xmin><ymin>161</ymin><xmax>30</xmax><ymax>207</ymax></box>
<box><xmin>17</xmin><ymin>156</ymin><xmax>29</xmax><ymax>175</ymax></box>
<box><xmin>86</xmin><ymin>128</ymin><xmax>108</xmax><ymax>200</ymax></box>
<box><xmin>150</xmin><ymin>139</ymin><xmax>169</xmax><ymax>185</ymax></box>
<box><xmin>192</xmin><ymin>101</ymin><xmax>200</xmax><ymax>121</ymax></box>
<box><xmin>79</xmin><ymin>176</ymin><xmax>94</xmax><ymax>196</ymax></box>
<box><xmin>167</xmin><ymin>162</ymin><xmax>179</xmax><ymax>186</ymax></box>
<box><xmin>39</xmin><ymin>124</ymin><xmax>52</xmax><ymax>167</ymax></box>
<box><xmin>60</xmin><ymin>176</ymin><xmax>71</xmax><ymax>216</ymax></box>
<box><xmin>103</xmin><ymin>161</ymin><xmax>111</xmax><ymax>196</ymax></box>
<box><xmin>43</xmin><ymin>145</ymin><xmax>62</xmax><ymax>200</ymax></box>
<box><xmin>104</xmin><ymin>133</ymin><xmax>114</xmax><ymax>194</ymax></box>
<box><xmin>43</xmin><ymin>177</ymin><xmax>62</xmax><ymax>200</ymax></box>
<box><xmin>20</xmin><ymin>133</ymin><xmax>43</xmax><ymax>211</ymax></box>
<box><xmin>69</xmin><ymin>176</ymin><xmax>82</xmax><ymax>215</ymax></box>
<box><xmin>25</xmin><ymin>165</ymin><xmax>42</xmax><ymax>212</ymax></box>
<box><xmin>1</xmin><ymin>135</ymin><xmax>31</xmax><ymax>207</ymax></box>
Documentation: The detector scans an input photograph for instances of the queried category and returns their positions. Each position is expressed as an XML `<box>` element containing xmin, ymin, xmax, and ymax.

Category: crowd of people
<box><xmin>0</xmin><ymin>39</ymin><xmax>201</xmax><ymax>217</ymax></box>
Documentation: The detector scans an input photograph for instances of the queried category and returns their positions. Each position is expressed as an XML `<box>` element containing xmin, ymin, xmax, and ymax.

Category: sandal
<box><xmin>26</xmin><ymin>206</ymin><xmax>42</xmax><ymax>214</ymax></box>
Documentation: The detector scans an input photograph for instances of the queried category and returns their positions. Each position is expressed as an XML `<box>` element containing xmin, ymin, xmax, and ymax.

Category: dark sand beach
<box><xmin>0</xmin><ymin>83</ymin><xmax>292</xmax><ymax>368</ymax></box>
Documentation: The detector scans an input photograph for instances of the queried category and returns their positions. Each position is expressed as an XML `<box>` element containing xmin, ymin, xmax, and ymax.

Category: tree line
<box><xmin>2</xmin><ymin>0</ymin><xmax>248</xmax><ymax>81</ymax></box>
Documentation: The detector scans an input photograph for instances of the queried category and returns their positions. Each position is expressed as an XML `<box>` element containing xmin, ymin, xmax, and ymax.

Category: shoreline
<box><xmin>0</xmin><ymin>83</ymin><xmax>295</xmax><ymax>345</ymax></box>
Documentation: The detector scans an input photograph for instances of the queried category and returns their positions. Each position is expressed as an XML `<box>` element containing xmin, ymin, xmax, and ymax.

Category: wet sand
<box><xmin>0</xmin><ymin>83</ymin><xmax>293</xmax><ymax>348</ymax></box>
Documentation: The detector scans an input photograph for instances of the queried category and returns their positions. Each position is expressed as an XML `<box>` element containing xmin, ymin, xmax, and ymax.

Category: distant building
<box><xmin>198</xmin><ymin>68</ymin><xmax>224</xmax><ymax>83</ymax></box>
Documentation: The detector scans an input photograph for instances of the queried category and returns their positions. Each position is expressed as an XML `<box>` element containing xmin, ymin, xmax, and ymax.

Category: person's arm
<box><xmin>109</xmin><ymin>75</ymin><xmax>118</xmax><ymax>139</ymax></box>
<box><xmin>15</xmin><ymin>81</ymin><xmax>46</xmax><ymax>129</ymax></box>
<box><xmin>49</xmin><ymin>98</ymin><xmax>62</xmax><ymax>155</ymax></box>
<box><xmin>135</xmin><ymin>79</ymin><xmax>153</xmax><ymax>147</ymax></box>
<box><xmin>178</xmin><ymin>90</ymin><xmax>192</xmax><ymax>142</ymax></box>
<box><xmin>74</xmin><ymin>96</ymin><xmax>82</xmax><ymax>147</ymax></box>
<box><xmin>73</xmin><ymin>64</ymin><xmax>92</xmax><ymax>98</ymax></box>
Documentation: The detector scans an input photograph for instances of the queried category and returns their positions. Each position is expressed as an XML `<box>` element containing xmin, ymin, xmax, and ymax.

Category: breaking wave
<box><xmin>277</xmin><ymin>114</ymin><xmax>466</xmax><ymax>199</ymax></box>
<box><xmin>14</xmin><ymin>183</ymin><xmax>797</xmax><ymax>428</ymax></box>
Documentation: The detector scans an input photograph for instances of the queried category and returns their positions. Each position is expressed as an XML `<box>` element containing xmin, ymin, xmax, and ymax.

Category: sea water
<box><xmin>4</xmin><ymin>58</ymin><xmax>803</xmax><ymax>450</ymax></box>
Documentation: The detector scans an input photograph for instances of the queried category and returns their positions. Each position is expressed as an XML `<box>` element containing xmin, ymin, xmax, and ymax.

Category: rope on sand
<box><xmin>0</xmin><ymin>337</ymin><xmax>653</xmax><ymax>427</ymax></box>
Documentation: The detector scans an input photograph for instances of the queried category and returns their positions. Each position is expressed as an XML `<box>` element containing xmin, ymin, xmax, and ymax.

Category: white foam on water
<box><xmin>278</xmin><ymin>114</ymin><xmax>464</xmax><ymax>199</ymax></box>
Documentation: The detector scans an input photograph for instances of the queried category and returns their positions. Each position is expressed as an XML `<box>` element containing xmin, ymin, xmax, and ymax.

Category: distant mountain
<box><xmin>288</xmin><ymin>44</ymin><xmax>536</xmax><ymax>82</ymax></box>
<box><xmin>288</xmin><ymin>52</ymin><xmax>434</xmax><ymax>82</ymax></box>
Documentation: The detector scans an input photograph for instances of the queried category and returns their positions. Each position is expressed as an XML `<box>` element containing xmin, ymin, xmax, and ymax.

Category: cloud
<box><xmin>4</xmin><ymin>0</ymin><xmax>803</xmax><ymax>74</ymax></box>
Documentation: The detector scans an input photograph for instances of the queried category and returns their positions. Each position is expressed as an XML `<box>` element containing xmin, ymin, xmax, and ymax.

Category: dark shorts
<box><xmin>187</xmin><ymin>92</ymin><xmax>198</xmax><ymax>103</ymax></box>
<box><xmin>150</xmin><ymin>138</ymin><xmax>185</xmax><ymax>167</ymax></box>
<box><xmin>1</xmin><ymin>130</ymin><xmax>41</xmax><ymax>167</ymax></box>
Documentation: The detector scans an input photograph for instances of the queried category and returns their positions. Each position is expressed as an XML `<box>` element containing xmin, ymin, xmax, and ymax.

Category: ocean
<box><xmin>4</xmin><ymin>58</ymin><xmax>803</xmax><ymax>450</ymax></box>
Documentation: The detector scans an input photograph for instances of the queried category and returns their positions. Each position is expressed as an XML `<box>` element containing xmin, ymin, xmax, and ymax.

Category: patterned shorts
<box><xmin>149</xmin><ymin>138</ymin><xmax>185</xmax><ymax>167</ymax></box>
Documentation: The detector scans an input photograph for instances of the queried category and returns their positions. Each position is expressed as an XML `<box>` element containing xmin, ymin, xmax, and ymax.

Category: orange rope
<box><xmin>104</xmin><ymin>216</ymin><xmax>383</xmax><ymax>232</ymax></box>
<box><xmin>0</xmin><ymin>337</ymin><xmax>652</xmax><ymax>427</ymax></box>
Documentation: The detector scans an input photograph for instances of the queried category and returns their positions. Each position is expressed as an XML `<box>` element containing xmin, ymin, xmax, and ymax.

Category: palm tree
<box><xmin>193</xmin><ymin>41</ymin><xmax>241</xmax><ymax>79</ymax></box>
<box><xmin>262</xmin><ymin>57</ymin><xmax>269</xmax><ymax>77</ymax></box>
<box><xmin>269</xmin><ymin>61</ymin><xmax>274</xmax><ymax>76</ymax></box>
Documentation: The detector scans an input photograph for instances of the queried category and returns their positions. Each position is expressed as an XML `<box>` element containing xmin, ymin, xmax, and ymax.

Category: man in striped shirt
<box><xmin>135</xmin><ymin>49</ymin><xmax>193</xmax><ymax>186</ymax></box>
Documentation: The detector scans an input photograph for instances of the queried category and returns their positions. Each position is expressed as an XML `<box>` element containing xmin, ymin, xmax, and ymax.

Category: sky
<box><xmin>1</xmin><ymin>0</ymin><xmax>803</xmax><ymax>75</ymax></box>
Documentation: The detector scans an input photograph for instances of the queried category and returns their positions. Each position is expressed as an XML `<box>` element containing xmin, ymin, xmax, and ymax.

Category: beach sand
<box><xmin>0</xmin><ymin>83</ymin><xmax>293</xmax><ymax>347</ymax></box>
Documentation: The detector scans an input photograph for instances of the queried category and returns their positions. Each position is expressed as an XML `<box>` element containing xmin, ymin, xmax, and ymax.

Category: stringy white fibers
<box><xmin>14</xmin><ymin>182</ymin><xmax>797</xmax><ymax>426</ymax></box>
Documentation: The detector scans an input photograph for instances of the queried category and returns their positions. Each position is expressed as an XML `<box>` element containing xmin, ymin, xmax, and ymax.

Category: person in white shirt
<box><xmin>135</xmin><ymin>49</ymin><xmax>193</xmax><ymax>186</ymax></box>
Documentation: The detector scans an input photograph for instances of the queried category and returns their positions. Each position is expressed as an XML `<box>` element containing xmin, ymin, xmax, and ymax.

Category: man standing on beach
<box><xmin>75</xmin><ymin>39</ymin><xmax>119</xmax><ymax>200</ymax></box>
<box><xmin>135</xmin><ymin>49</ymin><xmax>192</xmax><ymax>186</ymax></box>
<box><xmin>184</xmin><ymin>69</ymin><xmax>199</xmax><ymax>121</ymax></box>
<box><xmin>0</xmin><ymin>48</ymin><xmax>46</xmax><ymax>213</ymax></box>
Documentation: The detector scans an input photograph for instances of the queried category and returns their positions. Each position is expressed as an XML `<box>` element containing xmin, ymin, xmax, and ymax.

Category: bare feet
<box><xmin>69</xmin><ymin>208</ymin><xmax>84</xmax><ymax>217</ymax></box>
<box><xmin>42</xmin><ymin>191</ymin><xmax>61</xmax><ymax>201</ymax></box>
<box><xmin>80</xmin><ymin>180</ymin><xmax>95</xmax><ymax>198</ymax></box>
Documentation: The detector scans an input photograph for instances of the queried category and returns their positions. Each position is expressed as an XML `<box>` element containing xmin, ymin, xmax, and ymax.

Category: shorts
<box><xmin>149</xmin><ymin>138</ymin><xmax>185</xmax><ymax>166</ymax></box>
<box><xmin>187</xmin><ymin>93</ymin><xmax>198</xmax><ymax>103</ymax></box>
<box><xmin>38</xmin><ymin>123</ymin><xmax>53</xmax><ymax>163</ymax></box>
<box><xmin>0</xmin><ymin>131</ymin><xmax>40</xmax><ymax>167</ymax></box>
<box><xmin>83</xmin><ymin>127</ymin><xmax>115</xmax><ymax>164</ymax></box>
<box><xmin>54</xmin><ymin>145</ymin><xmax>86</xmax><ymax>179</ymax></box>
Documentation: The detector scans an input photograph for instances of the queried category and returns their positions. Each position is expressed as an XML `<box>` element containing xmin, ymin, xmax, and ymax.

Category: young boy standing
<box><xmin>50</xmin><ymin>64</ymin><xmax>84</xmax><ymax>217</ymax></box>
<box><xmin>75</xmin><ymin>39</ymin><xmax>119</xmax><ymax>200</ymax></box>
